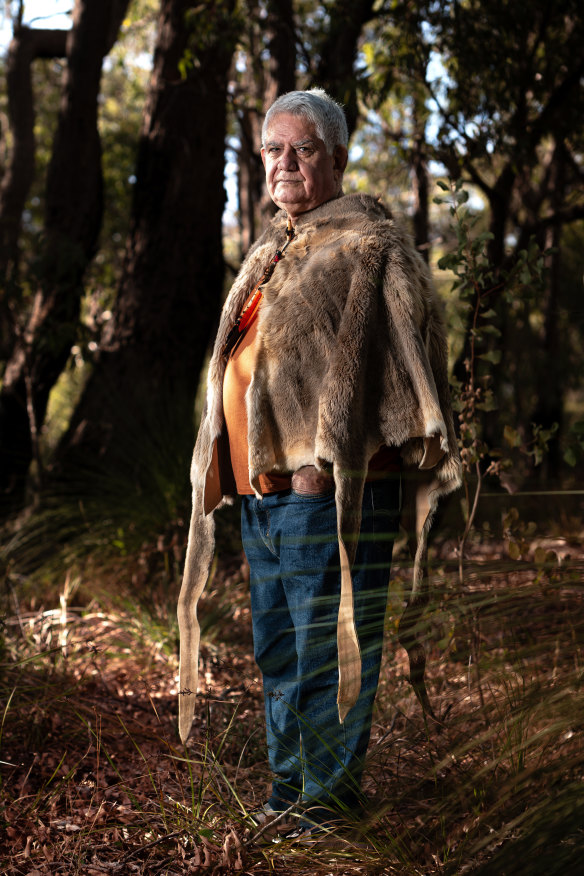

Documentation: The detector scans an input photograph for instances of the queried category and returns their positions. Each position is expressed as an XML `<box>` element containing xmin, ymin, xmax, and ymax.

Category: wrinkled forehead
<box><xmin>263</xmin><ymin>112</ymin><xmax>321</xmax><ymax>146</ymax></box>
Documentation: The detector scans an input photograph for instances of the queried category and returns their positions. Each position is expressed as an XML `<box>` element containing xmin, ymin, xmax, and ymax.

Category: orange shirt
<box><xmin>223</xmin><ymin>305</ymin><xmax>401</xmax><ymax>496</ymax></box>
<box><xmin>223</xmin><ymin>313</ymin><xmax>292</xmax><ymax>495</ymax></box>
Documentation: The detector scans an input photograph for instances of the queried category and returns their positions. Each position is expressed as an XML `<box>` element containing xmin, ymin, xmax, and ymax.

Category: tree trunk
<box><xmin>260</xmin><ymin>0</ymin><xmax>296</xmax><ymax>226</ymax></box>
<box><xmin>236</xmin><ymin>0</ymin><xmax>296</xmax><ymax>254</ymax></box>
<box><xmin>0</xmin><ymin>27</ymin><xmax>67</xmax><ymax>360</ymax></box>
<box><xmin>0</xmin><ymin>27</ymin><xmax>68</xmax><ymax>287</ymax></box>
<box><xmin>411</xmin><ymin>104</ymin><xmax>430</xmax><ymax>262</ymax></box>
<box><xmin>314</xmin><ymin>0</ymin><xmax>377</xmax><ymax>138</ymax></box>
<box><xmin>56</xmin><ymin>0</ymin><xmax>240</xmax><ymax>502</ymax></box>
<box><xmin>531</xmin><ymin>143</ymin><xmax>566</xmax><ymax>481</ymax></box>
<box><xmin>264</xmin><ymin>0</ymin><xmax>296</xmax><ymax>105</ymax></box>
<box><xmin>0</xmin><ymin>0</ymin><xmax>129</xmax><ymax>515</ymax></box>
<box><xmin>236</xmin><ymin>4</ymin><xmax>267</xmax><ymax>255</ymax></box>
<box><xmin>237</xmin><ymin>102</ymin><xmax>265</xmax><ymax>254</ymax></box>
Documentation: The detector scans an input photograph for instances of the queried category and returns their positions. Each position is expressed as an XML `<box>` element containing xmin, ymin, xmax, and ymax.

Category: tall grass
<box><xmin>1</xmin><ymin>510</ymin><xmax>583</xmax><ymax>874</ymax></box>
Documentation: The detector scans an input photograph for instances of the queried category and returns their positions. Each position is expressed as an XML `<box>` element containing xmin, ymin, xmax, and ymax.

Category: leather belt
<box><xmin>291</xmin><ymin>465</ymin><xmax>334</xmax><ymax>496</ymax></box>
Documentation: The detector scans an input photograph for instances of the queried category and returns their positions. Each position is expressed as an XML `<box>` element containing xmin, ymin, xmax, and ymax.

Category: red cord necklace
<box><xmin>222</xmin><ymin>219</ymin><xmax>295</xmax><ymax>359</ymax></box>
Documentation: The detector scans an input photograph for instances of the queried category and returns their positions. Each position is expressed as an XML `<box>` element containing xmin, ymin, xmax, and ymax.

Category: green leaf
<box><xmin>437</xmin><ymin>254</ymin><xmax>458</xmax><ymax>270</ymax></box>
<box><xmin>436</xmin><ymin>180</ymin><xmax>450</xmax><ymax>191</ymax></box>
<box><xmin>478</xmin><ymin>349</ymin><xmax>502</xmax><ymax>364</ymax></box>
<box><xmin>479</xmin><ymin>324</ymin><xmax>502</xmax><ymax>337</ymax></box>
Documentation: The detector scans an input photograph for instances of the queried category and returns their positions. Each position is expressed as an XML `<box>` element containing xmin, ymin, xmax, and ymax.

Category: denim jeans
<box><xmin>240</xmin><ymin>475</ymin><xmax>400</xmax><ymax>824</ymax></box>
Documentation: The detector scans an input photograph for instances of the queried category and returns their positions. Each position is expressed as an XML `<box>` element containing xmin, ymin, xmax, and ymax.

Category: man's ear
<box><xmin>333</xmin><ymin>145</ymin><xmax>349</xmax><ymax>175</ymax></box>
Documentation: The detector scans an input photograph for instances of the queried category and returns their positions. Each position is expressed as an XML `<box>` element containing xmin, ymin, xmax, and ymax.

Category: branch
<box><xmin>0</xmin><ymin>26</ymin><xmax>68</xmax><ymax>283</ymax></box>
<box><xmin>424</xmin><ymin>77</ymin><xmax>495</xmax><ymax>198</ymax></box>
<box><xmin>15</xmin><ymin>24</ymin><xmax>69</xmax><ymax>58</ymax></box>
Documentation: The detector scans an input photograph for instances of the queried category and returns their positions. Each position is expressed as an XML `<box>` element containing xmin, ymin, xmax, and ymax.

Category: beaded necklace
<box><xmin>222</xmin><ymin>219</ymin><xmax>296</xmax><ymax>359</ymax></box>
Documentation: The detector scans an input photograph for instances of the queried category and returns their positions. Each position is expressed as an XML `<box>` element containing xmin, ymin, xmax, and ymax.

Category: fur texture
<box><xmin>178</xmin><ymin>193</ymin><xmax>461</xmax><ymax>743</ymax></box>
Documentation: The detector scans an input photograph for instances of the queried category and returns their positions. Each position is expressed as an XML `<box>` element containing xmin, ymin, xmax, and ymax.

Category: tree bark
<box><xmin>236</xmin><ymin>3</ymin><xmax>266</xmax><ymax>255</ymax></box>
<box><xmin>237</xmin><ymin>101</ymin><xmax>265</xmax><ymax>254</ymax></box>
<box><xmin>411</xmin><ymin>99</ymin><xmax>430</xmax><ymax>263</ymax></box>
<box><xmin>56</xmin><ymin>0</ymin><xmax>241</xmax><ymax>499</ymax></box>
<box><xmin>0</xmin><ymin>27</ymin><xmax>67</xmax><ymax>361</ymax></box>
<box><xmin>264</xmin><ymin>0</ymin><xmax>296</xmax><ymax>104</ymax></box>
<box><xmin>0</xmin><ymin>0</ymin><xmax>130</xmax><ymax>514</ymax></box>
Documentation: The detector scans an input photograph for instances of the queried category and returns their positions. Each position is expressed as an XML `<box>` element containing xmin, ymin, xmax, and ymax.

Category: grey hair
<box><xmin>262</xmin><ymin>88</ymin><xmax>349</xmax><ymax>154</ymax></box>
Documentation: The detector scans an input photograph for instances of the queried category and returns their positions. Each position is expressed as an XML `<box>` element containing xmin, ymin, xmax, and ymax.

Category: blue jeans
<box><xmin>240</xmin><ymin>475</ymin><xmax>400</xmax><ymax>824</ymax></box>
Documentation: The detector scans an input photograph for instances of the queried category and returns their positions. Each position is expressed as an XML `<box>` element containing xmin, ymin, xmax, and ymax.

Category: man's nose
<box><xmin>280</xmin><ymin>146</ymin><xmax>298</xmax><ymax>170</ymax></box>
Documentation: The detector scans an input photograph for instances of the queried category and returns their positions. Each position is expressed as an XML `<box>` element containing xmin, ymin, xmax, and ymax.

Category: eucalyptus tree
<box><xmin>0</xmin><ymin>0</ymin><xmax>131</xmax><ymax>513</ymax></box>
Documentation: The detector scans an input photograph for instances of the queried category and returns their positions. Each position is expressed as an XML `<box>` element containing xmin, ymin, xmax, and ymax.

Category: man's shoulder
<box><xmin>309</xmin><ymin>193</ymin><xmax>421</xmax><ymax>261</ymax></box>
<box><xmin>337</xmin><ymin>192</ymin><xmax>393</xmax><ymax>220</ymax></box>
<box><xmin>315</xmin><ymin>192</ymin><xmax>393</xmax><ymax>230</ymax></box>
<box><xmin>322</xmin><ymin>195</ymin><xmax>435</xmax><ymax>298</ymax></box>
<box><xmin>249</xmin><ymin>194</ymin><xmax>418</xmax><ymax>264</ymax></box>
<box><xmin>317</xmin><ymin>194</ymin><xmax>415</xmax><ymax>252</ymax></box>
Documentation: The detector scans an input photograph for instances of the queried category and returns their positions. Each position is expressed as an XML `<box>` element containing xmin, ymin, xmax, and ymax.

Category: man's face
<box><xmin>261</xmin><ymin>113</ymin><xmax>348</xmax><ymax>220</ymax></box>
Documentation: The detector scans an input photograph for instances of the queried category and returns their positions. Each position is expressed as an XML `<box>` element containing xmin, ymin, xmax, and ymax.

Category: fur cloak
<box><xmin>177</xmin><ymin>193</ymin><xmax>461</xmax><ymax>744</ymax></box>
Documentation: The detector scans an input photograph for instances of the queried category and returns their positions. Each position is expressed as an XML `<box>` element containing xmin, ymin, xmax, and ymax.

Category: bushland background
<box><xmin>1</xmin><ymin>1</ymin><xmax>583</xmax><ymax>873</ymax></box>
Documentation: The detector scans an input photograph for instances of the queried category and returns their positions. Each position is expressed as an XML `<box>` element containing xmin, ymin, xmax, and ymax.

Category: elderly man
<box><xmin>178</xmin><ymin>89</ymin><xmax>460</xmax><ymax>837</ymax></box>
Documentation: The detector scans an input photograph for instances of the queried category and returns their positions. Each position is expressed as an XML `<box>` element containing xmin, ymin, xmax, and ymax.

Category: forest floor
<box><xmin>1</xmin><ymin>524</ymin><xmax>583</xmax><ymax>875</ymax></box>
